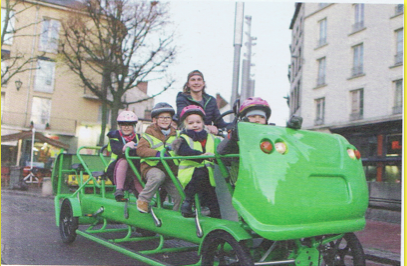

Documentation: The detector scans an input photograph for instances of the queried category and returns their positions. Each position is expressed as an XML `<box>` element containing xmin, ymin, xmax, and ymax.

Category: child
<box><xmin>106</xmin><ymin>110</ymin><xmax>142</xmax><ymax>201</ymax></box>
<box><xmin>217</xmin><ymin>97</ymin><xmax>271</xmax><ymax>157</ymax></box>
<box><xmin>173</xmin><ymin>105</ymin><xmax>221</xmax><ymax>218</ymax></box>
<box><xmin>136</xmin><ymin>103</ymin><xmax>182</xmax><ymax>213</ymax></box>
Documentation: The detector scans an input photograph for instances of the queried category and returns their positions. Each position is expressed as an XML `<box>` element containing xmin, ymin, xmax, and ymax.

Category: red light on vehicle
<box><xmin>354</xmin><ymin>149</ymin><xmax>361</xmax><ymax>160</ymax></box>
<box><xmin>260</xmin><ymin>140</ymin><xmax>273</xmax><ymax>154</ymax></box>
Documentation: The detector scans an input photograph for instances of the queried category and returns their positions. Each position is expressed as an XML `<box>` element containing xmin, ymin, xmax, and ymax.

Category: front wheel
<box><xmin>201</xmin><ymin>230</ymin><xmax>253</xmax><ymax>266</ymax></box>
<box><xmin>320</xmin><ymin>233</ymin><xmax>365</xmax><ymax>265</ymax></box>
<box><xmin>59</xmin><ymin>199</ymin><xmax>79</xmax><ymax>244</ymax></box>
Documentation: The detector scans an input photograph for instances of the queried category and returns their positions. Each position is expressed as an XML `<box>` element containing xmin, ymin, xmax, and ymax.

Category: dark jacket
<box><xmin>106</xmin><ymin>130</ymin><xmax>140</xmax><ymax>180</ymax></box>
<box><xmin>176</xmin><ymin>92</ymin><xmax>229</xmax><ymax>128</ymax></box>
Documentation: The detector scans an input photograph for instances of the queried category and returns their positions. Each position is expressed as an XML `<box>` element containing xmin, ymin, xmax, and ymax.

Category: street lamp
<box><xmin>15</xmin><ymin>79</ymin><xmax>22</xmax><ymax>91</ymax></box>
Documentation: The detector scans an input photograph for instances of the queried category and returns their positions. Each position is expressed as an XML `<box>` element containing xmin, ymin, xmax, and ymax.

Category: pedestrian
<box><xmin>106</xmin><ymin>110</ymin><xmax>143</xmax><ymax>202</ymax></box>
<box><xmin>176</xmin><ymin>70</ymin><xmax>230</xmax><ymax>134</ymax></box>
<box><xmin>136</xmin><ymin>102</ymin><xmax>182</xmax><ymax>213</ymax></box>
<box><xmin>172</xmin><ymin>105</ymin><xmax>221</xmax><ymax>218</ymax></box>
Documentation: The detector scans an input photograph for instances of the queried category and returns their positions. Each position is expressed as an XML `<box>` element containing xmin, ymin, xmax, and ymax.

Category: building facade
<box><xmin>1</xmin><ymin>0</ymin><xmax>153</xmax><ymax>168</ymax></box>
<box><xmin>289</xmin><ymin>3</ymin><xmax>403</xmax><ymax>183</ymax></box>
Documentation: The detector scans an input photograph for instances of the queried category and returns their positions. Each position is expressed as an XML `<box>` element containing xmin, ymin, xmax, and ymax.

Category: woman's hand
<box><xmin>206</xmin><ymin>125</ymin><xmax>218</xmax><ymax>134</ymax></box>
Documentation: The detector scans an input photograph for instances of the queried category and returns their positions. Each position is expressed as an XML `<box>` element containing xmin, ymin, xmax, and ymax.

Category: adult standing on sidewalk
<box><xmin>176</xmin><ymin>70</ymin><xmax>230</xmax><ymax>134</ymax></box>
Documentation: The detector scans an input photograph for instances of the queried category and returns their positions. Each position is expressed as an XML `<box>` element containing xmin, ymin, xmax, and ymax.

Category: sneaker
<box><xmin>181</xmin><ymin>200</ymin><xmax>195</xmax><ymax>218</ymax></box>
<box><xmin>114</xmin><ymin>189</ymin><xmax>125</xmax><ymax>202</ymax></box>
<box><xmin>201</xmin><ymin>206</ymin><xmax>211</xmax><ymax>216</ymax></box>
<box><xmin>137</xmin><ymin>200</ymin><xmax>149</xmax><ymax>213</ymax></box>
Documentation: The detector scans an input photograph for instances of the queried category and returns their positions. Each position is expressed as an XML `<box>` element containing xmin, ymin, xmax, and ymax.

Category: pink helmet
<box><xmin>117</xmin><ymin>110</ymin><xmax>138</xmax><ymax>123</ymax></box>
<box><xmin>238</xmin><ymin>97</ymin><xmax>271</xmax><ymax>119</ymax></box>
<box><xmin>180</xmin><ymin>105</ymin><xmax>206</xmax><ymax>122</ymax></box>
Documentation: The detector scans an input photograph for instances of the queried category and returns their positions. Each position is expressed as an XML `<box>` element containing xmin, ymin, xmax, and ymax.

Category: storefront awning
<box><xmin>1</xmin><ymin>130</ymin><xmax>70</xmax><ymax>149</ymax></box>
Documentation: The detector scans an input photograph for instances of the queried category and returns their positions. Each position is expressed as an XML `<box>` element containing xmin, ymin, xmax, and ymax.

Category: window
<box><xmin>1</xmin><ymin>8</ymin><xmax>14</xmax><ymax>45</ymax></box>
<box><xmin>34</xmin><ymin>59</ymin><xmax>55</xmax><ymax>93</ymax></box>
<box><xmin>1</xmin><ymin>50</ymin><xmax>10</xmax><ymax>85</ymax></box>
<box><xmin>350</xmin><ymin>89</ymin><xmax>363</xmax><ymax>120</ymax></box>
<box><xmin>352</xmin><ymin>44</ymin><xmax>364</xmax><ymax>76</ymax></box>
<box><xmin>315</xmin><ymin>98</ymin><xmax>325</xmax><ymax>125</ymax></box>
<box><xmin>395</xmin><ymin>29</ymin><xmax>403</xmax><ymax>65</ymax></box>
<box><xmin>39</xmin><ymin>18</ymin><xmax>61</xmax><ymax>53</ymax></box>
<box><xmin>31</xmin><ymin>97</ymin><xmax>51</xmax><ymax>126</ymax></box>
<box><xmin>393</xmin><ymin>79</ymin><xmax>403</xmax><ymax>114</ymax></box>
<box><xmin>317</xmin><ymin>57</ymin><xmax>326</xmax><ymax>86</ymax></box>
<box><xmin>291</xmin><ymin>81</ymin><xmax>301</xmax><ymax>113</ymax></box>
<box><xmin>395</xmin><ymin>4</ymin><xmax>404</xmax><ymax>15</ymax></box>
<box><xmin>318</xmin><ymin>18</ymin><xmax>327</xmax><ymax>46</ymax></box>
<box><xmin>319</xmin><ymin>3</ymin><xmax>329</xmax><ymax>9</ymax></box>
<box><xmin>353</xmin><ymin>4</ymin><xmax>364</xmax><ymax>32</ymax></box>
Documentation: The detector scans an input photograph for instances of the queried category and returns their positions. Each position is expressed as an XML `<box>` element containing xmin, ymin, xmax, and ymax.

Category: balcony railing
<box><xmin>350</xmin><ymin>112</ymin><xmax>363</xmax><ymax>121</ymax></box>
<box><xmin>352</xmin><ymin>21</ymin><xmax>365</xmax><ymax>32</ymax></box>
<box><xmin>351</xmin><ymin>65</ymin><xmax>364</xmax><ymax>76</ymax></box>
<box><xmin>1</xmin><ymin>111</ymin><xmax>78</xmax><ymax>134</ymax></box>
<box><xmin>393</xmin><ymin>105</ymin><xmax>403</xmax><ymax>114</ymax></box>
<box><xmin>314</xmin><ymin>117</ymin><xmax>324</xmax><ymax>126</ymax></box>
<box><xmin>316</xmin><ymin>75</ymin><xmax>326</xmax><ymax>86</ymax></box>
<box><xmin>317</xmin><ymin>37</ymin><xmax>327</xmax><ymax>47</ymax></box>
<box><xmin>395</xmin><ymin>52</ymin><xmax>403</xmax><ymax>65</ymax></box>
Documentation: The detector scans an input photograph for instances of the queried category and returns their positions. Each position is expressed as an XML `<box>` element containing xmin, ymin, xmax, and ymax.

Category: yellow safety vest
<box><xmin>141</xmin><ymin>132</ymin><xmax>180</xmax><ymax>166</ymax></box>
<box><xmin>177</xmin><ymin>133</ymin><xmax>216</xmax><ymax>188</ymax></box>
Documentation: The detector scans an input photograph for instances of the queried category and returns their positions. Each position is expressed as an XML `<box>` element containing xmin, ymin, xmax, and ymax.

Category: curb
<box><xmin>365</xmin><ymin>248</ymin><xmax>401</xmax><ymax>265</ymax></box>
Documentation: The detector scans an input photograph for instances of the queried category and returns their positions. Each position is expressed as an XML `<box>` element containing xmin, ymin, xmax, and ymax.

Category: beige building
<box><xmin>289</xmin><ymin>3</ymin><xmax>403</xmax><ymax>183</ymax></box>
<box><xmin>1</xmin><ymin>0</ymin><xmax>153</xmax><ymax>167</ymax></box>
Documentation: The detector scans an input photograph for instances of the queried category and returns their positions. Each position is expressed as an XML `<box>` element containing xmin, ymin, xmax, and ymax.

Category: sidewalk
<box><xmin>1</xmin><ymin>185</ymin><xmax>402</xmax><ymax>265</ymax></box>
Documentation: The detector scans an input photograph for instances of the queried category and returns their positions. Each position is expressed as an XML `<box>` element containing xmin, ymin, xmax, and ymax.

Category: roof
<box><xmin>1</xmin><ymin>131</ymin><xmax>70</xmax><ymax>149</ymax></box>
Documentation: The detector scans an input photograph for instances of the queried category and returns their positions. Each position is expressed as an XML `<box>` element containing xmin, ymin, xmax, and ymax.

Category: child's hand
<box><xmin>123</xmin><ymin>141</ymin><xmax>137</xmax><ymax>152</ymax></box>
<box><xmin>206</xmin><ymin>125</ymin><xmax>218</xmax><ymax>135</ymax></box>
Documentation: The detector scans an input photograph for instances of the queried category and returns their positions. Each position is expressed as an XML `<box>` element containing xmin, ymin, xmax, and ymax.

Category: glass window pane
<box><xmin>31</xmin><ymin>97</ymin><xmax>51</xmax><ymax>125</ymax></box>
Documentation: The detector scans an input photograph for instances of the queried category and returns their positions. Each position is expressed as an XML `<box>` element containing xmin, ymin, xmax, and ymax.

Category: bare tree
<box><xmin>59</xmin><ymin>0</ymin><xmax>176</xmax><ymax>145</ymax></box>
<box><xmin>1</xmin><ymin>0</ymin><xmax>42</xmax><ymax>85</ymax></box>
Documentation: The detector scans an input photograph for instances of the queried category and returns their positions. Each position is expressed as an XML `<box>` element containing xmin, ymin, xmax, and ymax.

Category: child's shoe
<box><xmin>114</xmin><ymin>189</ymin><xmax>125</xmax><ymax>201</ymax></box>
<box><xmin>181</xmin><ymin>200</ymin><xmax>195</xmax><ymax>218</ymax></box>
<box><xmin>137</xmin><ymin>200</ymin><xmax>149</xmax><ymax>213</ymax></box>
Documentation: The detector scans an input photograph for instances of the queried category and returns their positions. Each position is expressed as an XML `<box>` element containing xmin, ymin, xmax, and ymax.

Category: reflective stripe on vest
<box><xmin>140</xmin><ymin>132</ymin><xmax>180</xmax><ymax>166</ymax></box>
<box><xmin>177</xmin><ymin>133</ymin><xmax>215</xmax><ymax>188</ymax></box>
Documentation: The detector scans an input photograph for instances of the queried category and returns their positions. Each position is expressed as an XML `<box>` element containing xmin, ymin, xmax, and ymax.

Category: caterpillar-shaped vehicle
<box><xmin>53</xmin><ymin>117</ymin><xmax>368</xmax><ymax>265</ymax></box>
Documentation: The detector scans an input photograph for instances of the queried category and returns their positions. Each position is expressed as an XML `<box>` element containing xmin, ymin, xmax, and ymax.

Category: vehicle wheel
<box><xmin>201</xmin><ymin>230</ymin><xmax>253</xmax><ymax>266</ymax></box>
<box><xmin>59</xmin><ymin>199</ymin><xmax>79</xmax><ymax>244</ymax></box>
<box><xmin>320</xmin><ymin>233</ymin><xmax>365</xmax><ymax>265</ymax></box>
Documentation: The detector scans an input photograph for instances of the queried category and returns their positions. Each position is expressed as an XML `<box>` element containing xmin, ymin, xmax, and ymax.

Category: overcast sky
<box><xmin>149</xmin><ymin>0</ymin><xmax>402</xmax><ymax>126</ymax></box>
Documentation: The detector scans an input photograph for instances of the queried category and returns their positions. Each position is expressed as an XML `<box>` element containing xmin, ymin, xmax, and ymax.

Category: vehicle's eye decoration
<box><xmin>260</xmin><ymin>139</ymin><xmax>273</xmax><ymax>154</ymax></box>
<box><xmin>347</xmin><ymin>148</ymin><xmax>361</xmax><ymax>160</ymax></box>
<box><xmin>275</xmin><ymin>141</ymin><xmax>287</xmax><ymax>155</ymax></box>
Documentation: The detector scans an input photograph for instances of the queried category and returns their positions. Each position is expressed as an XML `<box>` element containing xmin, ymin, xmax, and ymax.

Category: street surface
<box><xmin>1</xmin><ymin>193</ymin><xmax>199</xmax><ymax>265</ymax></box>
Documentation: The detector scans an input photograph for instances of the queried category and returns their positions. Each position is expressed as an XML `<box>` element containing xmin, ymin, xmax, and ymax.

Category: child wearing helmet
<box><xmin>217</xmin><ymin>97</ymin><xmax>302</xmax><ymax>163</ymax></box>
<box><xmin>136</xmin><ymin>102</ymin><xmax>182</xmax><ymax>213</ymax></box>
<box><xmin>172</xmin><ymin>105</ymin><xmax>221</xmax><ymax>218</ymax></box>
<box><xmin>106</xmin><ymin>110</ymin><xmax>142</xmax><ymax>201</ymax></box>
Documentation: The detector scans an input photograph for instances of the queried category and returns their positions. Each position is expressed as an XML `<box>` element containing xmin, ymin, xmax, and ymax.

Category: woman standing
<box><xmin>176</xmin><ymin>70</ymin><xmax>230</xmax><ymax>134</ymax></box>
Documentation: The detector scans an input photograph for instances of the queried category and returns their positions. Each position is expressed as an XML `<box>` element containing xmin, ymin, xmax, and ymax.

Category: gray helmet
<box><xmin>151</xmin><ymin>102</ymin><xmax>175</xmax><ymax>118</ymax></box>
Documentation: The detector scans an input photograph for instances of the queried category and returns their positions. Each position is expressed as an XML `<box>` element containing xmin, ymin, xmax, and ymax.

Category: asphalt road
<box><xmin>1</xmin><ymin>193</ymin><xmax>199</xmax><ymax>265</ymax></box>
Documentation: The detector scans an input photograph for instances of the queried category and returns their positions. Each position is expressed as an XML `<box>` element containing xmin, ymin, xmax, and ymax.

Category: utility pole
<box><xmin>231</xmin><ymin>2</ymin><xmax>244</xmax><ymax>108</ymax></box>
<box><xmin>241</xmin><ymin>16</ymin><xmax>256</xmax><ymax>101</ymax></box>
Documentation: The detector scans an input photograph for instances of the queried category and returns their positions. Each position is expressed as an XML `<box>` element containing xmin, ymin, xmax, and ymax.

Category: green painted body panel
<box><xmin>233</xmin><ymin>123</ymin><xmax>369</xmax><ymax>240</ymax></box>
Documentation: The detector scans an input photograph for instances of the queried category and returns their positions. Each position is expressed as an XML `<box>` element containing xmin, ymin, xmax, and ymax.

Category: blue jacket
<box><xmin>176</xmin><ymin>92</ymin><xmax>230</xmax><ymax>128</ymax></box>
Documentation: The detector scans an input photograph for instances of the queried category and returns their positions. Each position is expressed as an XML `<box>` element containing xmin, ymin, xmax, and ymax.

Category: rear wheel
<box><xmin>201</xmin><ymin>230</ymin><xmax>253</xmax><ymax>266</ymax></box>
<box><xmin>59</xmin><ymin>199</ymin><xmax>79</xmax><ymax>243</ymax></box>
<box><xmin>320</xmin><ymin>233</ymin><xmax>365</xmax><ymax>265</ymax></box>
